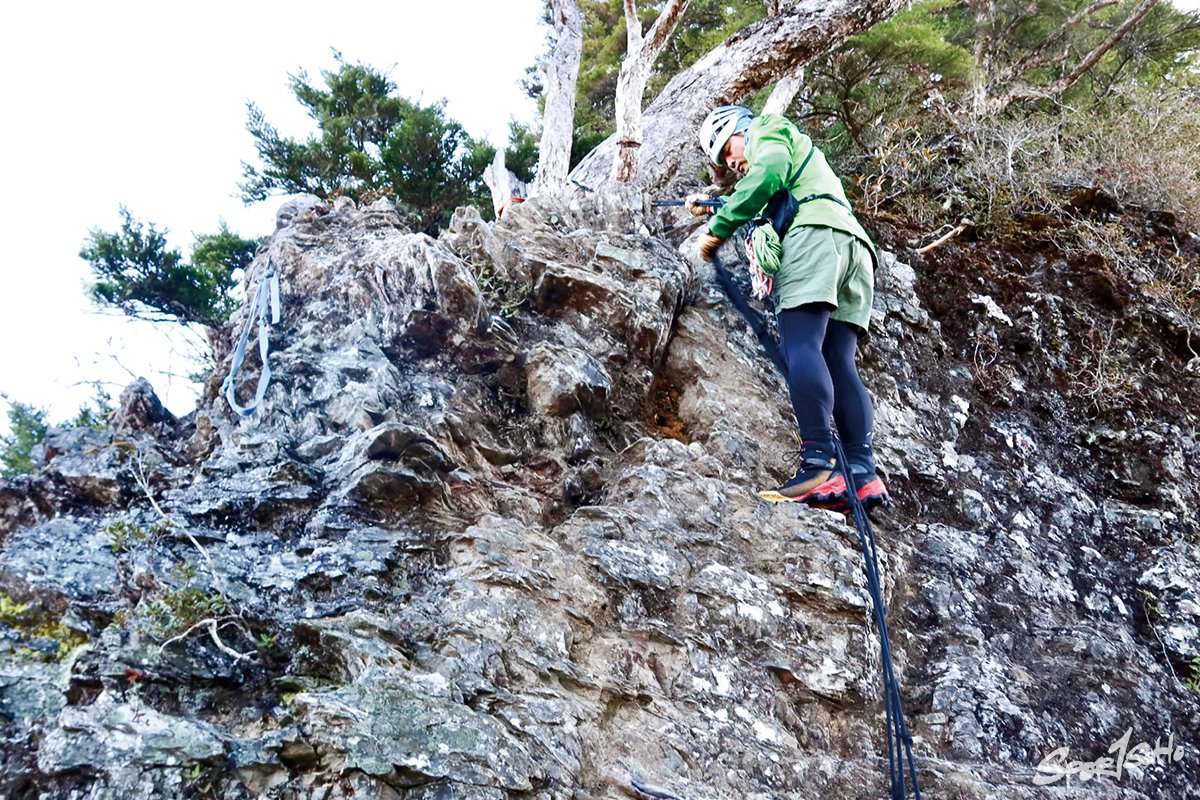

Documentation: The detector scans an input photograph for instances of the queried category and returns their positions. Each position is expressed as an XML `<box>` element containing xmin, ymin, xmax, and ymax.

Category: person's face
<box><xmin>723</xmin><ymin>133</ymin><xmax>748</xmax><ymax>175</ymax></box>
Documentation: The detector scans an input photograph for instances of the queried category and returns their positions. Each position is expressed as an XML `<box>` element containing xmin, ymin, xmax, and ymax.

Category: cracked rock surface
<box><xmin>2</xmin><ymin>191</ymin><xmax>1198</xmax><ymax>799</ymax></box>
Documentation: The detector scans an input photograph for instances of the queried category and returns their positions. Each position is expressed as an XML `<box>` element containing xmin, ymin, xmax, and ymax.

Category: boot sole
<box><xmin>758</xmin><ymin>474</ymin><xmax>848</xmax><ymax>506</ymax></box>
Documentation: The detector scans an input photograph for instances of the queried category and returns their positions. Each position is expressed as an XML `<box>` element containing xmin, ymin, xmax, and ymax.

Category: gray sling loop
<box><xmin>222</xmin><ymin>256</ymin><xmax>281</xmax><ymax>417</ymax></box>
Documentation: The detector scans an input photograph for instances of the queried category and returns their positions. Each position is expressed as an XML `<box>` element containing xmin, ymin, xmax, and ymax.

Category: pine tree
<box><xmin>240</xmin><ymin>54</ymin><xmax>532</xmax><ymax>233</ymax></box>
<box><xmin>81</xmin><ymin>210</ymin><xmax>260</xmax><ymax>327</ymax></box>
<box><xmin>0</xmin><ymin>400</ymin><xmax>48</xmax><ymax>477</ymax></box>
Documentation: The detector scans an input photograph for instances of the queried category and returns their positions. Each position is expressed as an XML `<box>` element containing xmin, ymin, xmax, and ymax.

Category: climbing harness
<box><xmin>222</xmin><ymin>256</ymin><xmax>281</xmax><ymax>417</ymax></box>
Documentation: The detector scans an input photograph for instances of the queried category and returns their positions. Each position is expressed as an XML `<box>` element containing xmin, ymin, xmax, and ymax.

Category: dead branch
<box><xmin>130</xmin><ymin>451</ymin><xmax>224</xmax><ymax>596</ymax></box>
<box><xmin>158</xmin><ymin>616</ymin><xmax>254</xmax><ymax>662</ymax></box>
<box><xmin>916</xmin><ymin>219</ymin><xmax>975</xmax><ymax>254</ymax></box>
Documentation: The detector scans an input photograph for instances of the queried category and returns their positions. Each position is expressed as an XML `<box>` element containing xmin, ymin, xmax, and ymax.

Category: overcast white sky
<box><xmin>0</xmin><ymin>0</ymin><xmax>544</xmax><ymax>434</ymax></box>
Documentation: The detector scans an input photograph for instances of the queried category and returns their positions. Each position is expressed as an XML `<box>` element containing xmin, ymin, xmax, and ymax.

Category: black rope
<box><xmin>710</xmin><ymin>252</ymin><xmax>921</xmax><ymax>798</ymax></box>
<box><xmin>711</xmin><ymin>254</ymin><xmax>788</xmax><ymax>376</ymax></box>
<box><xmin>832</xmin><ymin>440</ymin><xmax>922</xmax><ymax>799</ymax></box>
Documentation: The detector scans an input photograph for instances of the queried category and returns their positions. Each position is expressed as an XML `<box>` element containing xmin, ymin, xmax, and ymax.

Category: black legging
<box><xmin>777</xmin><ymin>303</ymin><xmax>874</xmax><ymax>456</ymax></box>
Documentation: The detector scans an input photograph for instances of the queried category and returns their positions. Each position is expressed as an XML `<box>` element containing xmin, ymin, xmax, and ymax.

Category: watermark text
<box><xmin>1035</xmin><ymin>728</ymin><xmax>1184</xmax><ymax>786</ymax></box>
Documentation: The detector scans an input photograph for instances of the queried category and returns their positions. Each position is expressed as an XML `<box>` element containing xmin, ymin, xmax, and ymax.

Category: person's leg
<box><xmin>822</xmin><ymin>319</ymin><xmax>873</xmax><ymax>459</ymax></box>
<box><xmin>777</xmin><ymin>303</ymin><xmax>834</xmax><ymax>443</ymax></box>
<box><xmin>759</xmin><ymin>303</ymin><xmax>846</xmax><ymax>505</ymax></box>
<box><xmin>823</xmin><ymin>318</ymin><xmax>888</xmax><ymax>508</ymax></box>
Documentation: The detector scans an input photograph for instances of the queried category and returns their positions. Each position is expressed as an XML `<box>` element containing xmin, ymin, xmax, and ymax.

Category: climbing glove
<box><xmin>698</xmin><ymin>232</ymin><xmax>725</xmax><ymax>262</ymax></box>
<box><xmin>684</xmin><ymin>193</ymin><xmax>714</xmax><ymax>217</ymax></box>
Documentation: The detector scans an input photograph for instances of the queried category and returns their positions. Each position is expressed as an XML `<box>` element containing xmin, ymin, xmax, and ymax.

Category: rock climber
<box><xmin>688</xmin><ymin>105</ymin><xmax>888</xmax><ymax>512</ymax></box>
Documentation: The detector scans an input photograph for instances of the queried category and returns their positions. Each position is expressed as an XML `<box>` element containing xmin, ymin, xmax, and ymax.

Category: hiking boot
<box><xmin>852</xmin><ymin>466</ymin><xmax>890</xmax><ymax>511</ymax></box>
<box><xmin>758</xmin><ymin>440</ymin><xmax>848</xmax><ymax>508</ymax></box>
<box><xmin>822</xmin><ymin>463</ymin><xmax>891</xmax><ymax>517</ymax></box>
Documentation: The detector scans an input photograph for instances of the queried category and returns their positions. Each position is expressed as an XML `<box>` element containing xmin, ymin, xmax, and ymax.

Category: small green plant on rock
<box><xmin>146</xmin><ymin>562</ymin><xmax>231</xmax><ymax>639</ymax></box>
<box><xmin>181</xmin><ymin>761</ymin><xmax>221</xmax><ymax>798</ymax></box>
<box><xmin>105</xmin><ymin>519</ymin><xmax>172</xmax><ymax>553</ymax></box>
<box><xmin>1184</xmin><ymin>654</ymin><xmax>1200</xmax><ymax>694</ymax></box>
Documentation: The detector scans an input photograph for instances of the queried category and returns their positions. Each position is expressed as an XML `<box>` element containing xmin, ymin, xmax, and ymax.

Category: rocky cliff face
<box><xmin>2</xmin><ymin>190</ymin><xmax>1198</xmax><ymax>799</ymax></box>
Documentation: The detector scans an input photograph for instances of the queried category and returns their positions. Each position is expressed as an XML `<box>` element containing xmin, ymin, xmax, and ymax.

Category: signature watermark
<box><xmin>1034</xmin><ymin>727</ymin><xmax>1185</xmax><ymax>786</ymax></box>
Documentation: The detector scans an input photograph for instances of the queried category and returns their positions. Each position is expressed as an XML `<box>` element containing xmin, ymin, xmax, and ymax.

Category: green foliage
<box><xmin>503</xmin><ymin>121</ymin><xmax>541</xmax><ymax>184</ymax></box>
<box><xmin>105</xmin><ymin>519</ymin><xmax>172</xmax><ymax>554</ymax></box>
<box><xmin>241</xmin><ymin>53</ymin><xmax>533</xmax><ymax>233</ymax></box>
<box><xmin>145</xmin><ymin>561</ymin><xmax>231</xmax><ymax>639</ymax></box>
<box><xmin>191</xmin><ymin>223</ymin><xmax>259</xmax><ymax>298</ymax></box>
<box><xmin>802</xmin><ymin>0</ymin><xmax>972</xmax><ymax>154</ymax></box>
<box><xmin>379</xmin><ymin>99</ymin><xmax>484</xmax><ymax>233</ymax></box>
<box><xmin>567</xmin><ymin>0</ymin><xmax>764</xmax><ymax>166</ymax></box>
<box><xmin>1</xmin><ymin>389</ymin><xmax>115</xmax><ymax>477</ymax></box>
<box><xmin>81</xmin><ymin>209</ymin><xmax>260</xmax><ymax>326</ymax></box>
<box><xmin>70</xmin><ymin>384</ymin><xmax>115</xmax><ymax>431</ymax></box>
<box><xmin>940</xmin><ymin>0</ymin><xmax>1200</xmax><ymax>104</ymax></box>
<box><xmin>1186</xmin><ymin>654</ymin><xmax>1200</xmax><ymax>694</ymax></box>
<box><xmin>1</xmin><ymin>399</ymin><xmax>48</xmax><ymax>477</ymax></box>
<box><xmin>798</xmin><ymin>0</ymin><xmax>1200</xmax><ymax>159</ymax></box>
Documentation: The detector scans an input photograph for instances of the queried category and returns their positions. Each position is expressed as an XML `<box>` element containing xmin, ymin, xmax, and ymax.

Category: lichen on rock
<box><xmin>3</xmin><ymin>188</ymin><xmax>1199</xmax><ymax>799</ymax></box>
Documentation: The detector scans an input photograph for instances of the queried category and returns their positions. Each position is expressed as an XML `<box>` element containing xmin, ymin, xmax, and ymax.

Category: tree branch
<box><xmin>1054</xmin><ymin>0</ymin><xmax>1160</xmax><ymax>96</ymax></box>
<box><xmin>643</xmin><ymin>0</ymin><xmax>691</xmax><ymax>63</ymax></box>
<box><xmin>573</xmin><ymin>0</ymin><xmax>910</xmax><ymax>191</ymax></box>
<box><xmin>997</xmin><ymin>1</ymin><xmax>1121</xmax><ymax>83</ymax></box>
<box><xmin>993</xmin><ymin>0</ymin><xmax>1161</xmax><ymax>110</ymax></box>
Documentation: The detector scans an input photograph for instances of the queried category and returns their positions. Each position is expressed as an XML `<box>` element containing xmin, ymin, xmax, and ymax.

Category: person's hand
<box><xmin>698</xmin><ymin>233</ymin><xmax>725</xmax><ymax>262</ymax></box>
<box><xmin>685</xmin><ymin>193</ymin><xmax>714</xmax><ymax>217</ymax></box>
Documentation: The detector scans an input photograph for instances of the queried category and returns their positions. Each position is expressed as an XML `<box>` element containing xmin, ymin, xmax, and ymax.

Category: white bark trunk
<box><xmin>574</xmin><ymin>0</ymin><xmax>911</xmax><ymax>192</ymax></box>
<box><xmin>762</xmin><ymin>66</ymin><xmax>805</xmax><ymax>116</ymax></box>
<box><xmin>533</xmin><ymin>0</ymin><xmax>584</xmax><ymax>196</ymax></box>
<box><xmin>610</xmin><ymin>0</ymin><xmax>693</xmax><ymax>183</ymax></box>
<box><xmin>483</xmin><ymin>150</ymin><xmax>527</xmax><ymax>218</ymax></box>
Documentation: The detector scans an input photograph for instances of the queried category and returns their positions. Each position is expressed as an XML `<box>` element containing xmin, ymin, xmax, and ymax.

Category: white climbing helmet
<box><xmin>699</xmin><ymin>105</ymin><xmax>754</xmax><ymax>166</ymax></box>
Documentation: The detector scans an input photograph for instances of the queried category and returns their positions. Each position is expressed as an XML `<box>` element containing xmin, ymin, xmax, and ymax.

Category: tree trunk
<box><xmin>574</xmin><ymin>0</ymin><xmax>911</xmax><ymax>193</ymax></box>
<box><xmin>483</xmin><ymin>150</ymin><xmax>527</xmax><ymax>218</ymax></box>
<box><xmin>762</xmin><ymin>66</ymin><xmax>805</xmax><ymax>116</ymax></box>
<box><xmin>533</xmin><ymin>0</ymin><xmax>584</xmax><ymax>196</ymax></box>
<box><xmin>611</xmin><ymin>0</ymin><xmax>693</xmax><ymax>184</ymax></box>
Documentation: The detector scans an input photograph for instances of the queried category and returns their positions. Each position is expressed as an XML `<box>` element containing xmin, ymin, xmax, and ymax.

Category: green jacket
<box><xmin>706</xmin><ymin>114</ymin><xmax>875</xmax><ymax>257</ymax></box>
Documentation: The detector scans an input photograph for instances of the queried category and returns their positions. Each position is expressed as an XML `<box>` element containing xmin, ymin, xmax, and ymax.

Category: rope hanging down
<box><xmin>222</xmin><ymin>256</ymin><xmax>281</xmax><ymax>417</ymax></box>
<box><xmin>833</xmin><ymin>438</ymin><xmax>922</xmax><ymax>800</ymax></box>
<box><xmin>711</xmin><ymin>253</ymin><xmax>922</xmax><ymax>799</ymax></box>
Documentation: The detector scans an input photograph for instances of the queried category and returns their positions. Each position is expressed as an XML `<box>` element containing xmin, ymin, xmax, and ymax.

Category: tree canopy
<box><xmin>240</xmin><ymin>54</ymin><xmax>533</xmax><ymax>234</ymax></box>
<box><xmin>0</xmin><ymin>389</ymin><xmax>112</xmax><ymax>477</ymax></box>
<box><xmin>81</xmin><ymin>210</ymin><xmax>260</xmax><ymax>327</ymax></box>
